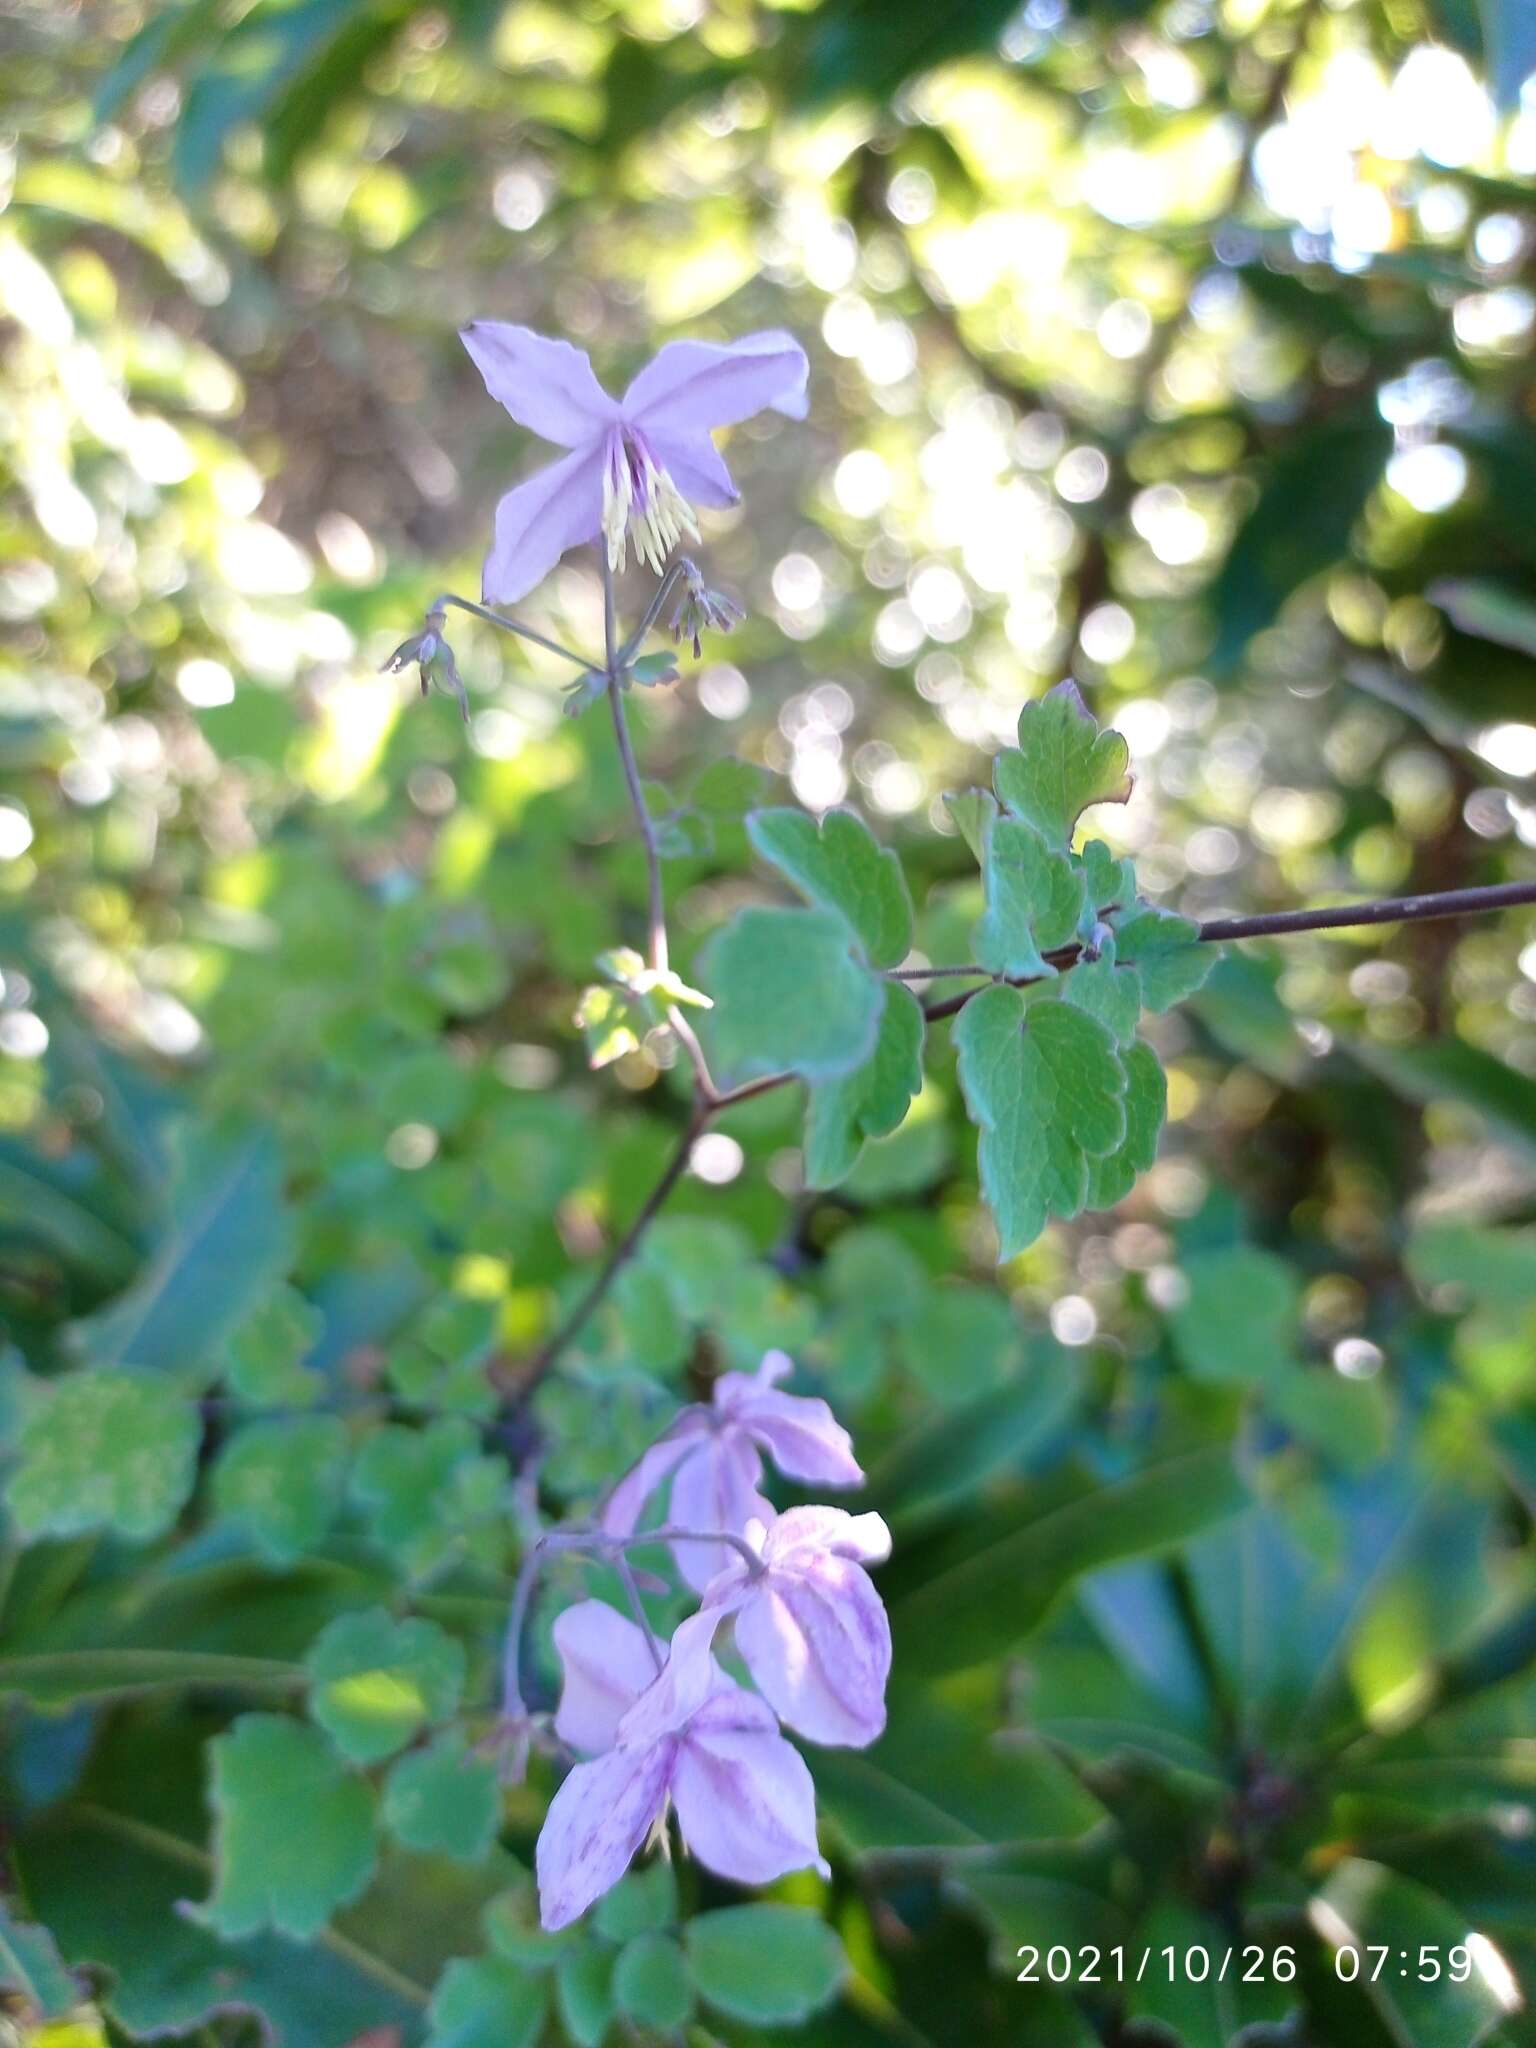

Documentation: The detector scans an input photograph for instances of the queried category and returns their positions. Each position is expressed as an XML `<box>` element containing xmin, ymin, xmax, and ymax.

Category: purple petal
<box><xmin>732</xmin><ymin>1556</ymin><xmax>891</xmax><ymax>1748</ymax></box>
<box><xmin>552</xmin><ymin>1600</ymin><xmax>658</xmax><ymax>1756</ymax></box>
<box><xmin>764</xmin><ymin>1505</ymin><xmax>891</xmax><ymax>1567</ymax></box>
<box><xmin>622</xmin><ymin>331</ymin><xmax>808</xmax><ymax>435</ymax></box>
<box><xmin>481</xmin><ymin>444</ymin><xmax>606</xmax><ymax>605</ymax></box>
<box><xmin>735</xmin><ymin>1387</ymin><xmax>864</xmax><ymax>1490</ymax></box>
<box><xmin>670</xmin><ymin>1434</ymin><xmax>772</xmax><ymax>1593</ymax></box>
<box><xmin>615</xmin><ymin>1608</ymin><xmax>725</xmax><ymax>1747</ymax></box>
<box><xmin>599</xmin><ymin>1414</ymin><xmax>708</xmax><ymax>1538</ymax></box>
<box><xmin>460</xmin><ymin>323</ymin><xmax>619</xmax><ymax>448</ymax></box>
<box><xmin>641</xmin><ymin>426</ymin><xmax>740</xmax><ymax>510</ymax></box>
<box><xmin>536</xmin><ymin>1739</ymin><xmax>674</xmax><ymax>1930</ymax></box>
<box><xmin>672</xmin><ymin>1687</ymin><xmax>828</xmax><ymax>1885</ymax></box>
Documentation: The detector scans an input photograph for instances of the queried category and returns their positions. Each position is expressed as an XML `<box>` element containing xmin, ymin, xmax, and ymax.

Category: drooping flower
<box><xmin>600</xmin><ymin>1351</ymin><xmax>864</xmax><ymax>1591</ymax></box>
<box><xmin>537</xmin><ymin>1601</ymin><xmax>826</xmax><ymax>1930</ymax></box>
<box><xmin>701</xmin><ymin>1506</ymin><xmax>892</xmax><ymax>1748</ymax></box>
<box><xmin>668</xmin><ymin>557</ymin><xmax>744</xmax><ymax>657</ymax></box>
<box><xmin>382</xmin><ymin>604</ymin><xmax>468</xmax><ymax>721</ymax></box>
<box><xmin>459</xmin><ymin>325</ymin><xmax>809</xmax><ymax>605</ymax></box>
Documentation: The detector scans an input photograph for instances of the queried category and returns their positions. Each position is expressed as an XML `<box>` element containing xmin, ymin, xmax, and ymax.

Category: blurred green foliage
<box><xmin>4</xmin><ymin>0</ymin><xmax>1536</xmax><ymax>2044</ymax></box>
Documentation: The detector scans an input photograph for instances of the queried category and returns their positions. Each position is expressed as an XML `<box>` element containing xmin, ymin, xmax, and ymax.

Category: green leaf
<box><xmin>973</xmin><ymin>817</ymin><xmax>1086</xmax><ymax>979</ymax></box>
<box><xmin>0</xmin><ymin>1900</ymin><xmax>77</xmax><ymax>2022</ymax></box>
<box><xmin>612</xmin><ymin>1262</ymin><xmax>690</xmax><ymax>1371</ymax></box>
<box><xmin>896</xmin><ymin>1283</ymin><xmax>1022</xmax><ymax>1404</ymax></box>
<box><xmin>701</xmin><ymin>906</ymin><xmax>883</xmax><ymax>1084</ymax></box>
<box><xmin>943</xmin><ymin>785</ymin><xmax>997</xmax><ymax>861</ymax></box>
<box><xmin>1084</xmin><ymin>1040</ymin><xmax>1166</xmax><ymax>1210</ymax></box>
<box><xmin>1110</xmin><ymin>902</ymin><xmax>1215</xmax><ymax>1010</ymax></box>
<box><xmin>869</xmin><ymin>1372</ymin><xmax>1078</xmax><ymax>1528</ymax></box>
<box><xmin>68</xmin><ymin>1126</ymin><xmax>291</xmax><ymax>1382</ymax></box>
<box><xmin>427</xmin><ymin>1955</ymin><xmax>547</xmax><ymax>2048</ymax></box>
<box><xmin>992</xmin><ymin>683</ymin><xmax>1132</xmax><ymax>850</ymax></box>
<box><xmin>212</xmin><ymin>1414</ymin><xmax>349</xmax><ymax>1565</ymax></box>
<box><xmin>306</xmin><ymin>1607</ymin><xmax>466</xmax><ymax>1764</ymax></box>
<box><xmin>1169</xmin><ymin>1246</ymin><xmax>1299</xmax><ymax>1385</ymax></box>
<box><xmin>812</xmin><ymin>1692</ymin><xmax>1101</xmax><ymax>1852</ymax></box>
<box><xmin>1313</xmin><ymin>1857</ymin><xmax>1519</xmax><ymax>2046</ymax></box>
<box><xmin>747</xmin><ymin>806</ymin><xmax>912</xmax><ymax>967</ymax></box>
<box><xmin>614</xmin><ymin>1931</ymin><xmax>693</xmax><ymax>2029</ymax></box>
<box><xmin>1349</xmin><ymin>1032</ymin><xmax>1536</xmax><ymax>1162</ymax></box>
<box><xmin>383</xmin><ymin>1732</ymin><xmax>502</xmax><ymax>1864</ymax></box>
<box><xmin>593</xmin><ymin>1859</ymin><xmax>678</xmax><ymax>1941</ymax></box>
<box><xmin>1208</xmin><ymin>418</ymin><xmax>1390</xmax><ymax>671</ymax></box>
<box><xmin>350</xmin><ymin>1417</ymin><xmax>509</xmax><ymax>1579</ymax></box>
<box><xmin>225</xmin><ymin>1284</ymin><xmax>324</xmax><ymax>1406</ymax></box>
<box><xmin>15</xmin><ymin>1712</ymin><xmax>415</xmax><ymax>2040</ymax></box>
<box><xmin>889</xmin><ymin>1444</ymin><xmax>1248</xmax><ymax>1676</ymax></box>
<box><xmin>685</xmin><ymin>1905</ymin><xmax>847</xmax><ymax>2025</ymax></box>
<box><xmin>556</xmin><ymin>1945</ymin><xmax>616</xmax><ymax>2048</ymax></box>
<box><xmin>954</xmin><ymin>986</ymin><xmax>1127</xmax><ymax>1259</ymax></box>
<box><xmin>4</xmin><ymin>1369</ymin><xmax>200</xmax><ymax>1544</ymax></box>
<box><xmin>803</xmin><ymin>981</ymin><xmax>926</xmax><ymax>1188</ymax></box>
<box><xmin>1062</xmin><ymin>940</ymin><xmax>1142</xmax><ymax>1046</ymax></box>
<box><xmin>202</xmin><ymin>1714</ymin><xmax>378</xmax><ymax>1940</ymax></box>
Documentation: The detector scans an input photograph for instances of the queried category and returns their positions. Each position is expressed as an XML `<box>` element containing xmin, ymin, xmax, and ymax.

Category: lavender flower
<box><xmin>600</xmin><ymin>1350</ymin><xmax>863</xmax><ymax>1590</ymax></box>
<box><xmin>700</xmin><ymin>1506</ymin><xmax>893</xmax><ymax>1748</ymax></box>
<box><xmin>537</xmin><ymin>1602</ymin><xmax>826</xmax><ymax>1931</ymax></box>
<box><xmin>459</xmin><ymin>325</ymin><xmax>808</xmax><ymax>603</ymax></box>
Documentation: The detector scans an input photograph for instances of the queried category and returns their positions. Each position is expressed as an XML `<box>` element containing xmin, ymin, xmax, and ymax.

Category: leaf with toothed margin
<box><xmin>804</xmin><ymin>982</ymin><xmax>926</xmax><ymax>1189</ymax></box>
<box><xmin>954</xmin><ymin>985</ymin><xmax>1127</xmax><ymax>1261</ymax></box>
<box><xmin>1111</xmin><ymin>902</ymin><xmax>1215</xmax><ymax>1010</ymax></box>
<box><xmin>1062</xmin><ymin>938</ymin><xmax>1142</xmax><ymax>1046</ymax></box>
<box><xmin>1078</xmin><ymin>837</ymin><xmax>1138</xmax><ymax>918</ymax></box>
<box><xmin>1085</xmin><ymin>1040</ymin><xmax>1166</xmax><ymax>1209</ymax></box>
<box><xmin>973</xmin><ymin>816</ymin><xmax>1086</xmax><ymax>980</ymax></box>
<box><xmin>701</xmin><ymin>906</ymin><xmax>883</xmax><ymax>1084</ymax></box>
<box><xmin>993</xmin><ymin>683</ymin><xmax>1132</xmax><ymax>850</ymax></box>
<box><xmin>943</xmin><ymin>787</ymin><xmax>998</xmax><ymax>864</ymax></box>
<box><xmin>200</xmin><ymin>1715</ymin><xmax>378</xmax><ymax>1941</ymax></box>
<box><xmin>747</xmin><ymin>806</ymin><xmax>912</xmax><ymax>968</ymax></box>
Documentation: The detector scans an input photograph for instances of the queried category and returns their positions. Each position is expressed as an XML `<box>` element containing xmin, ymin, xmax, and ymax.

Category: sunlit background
<box><xmin>6</xmin><ymin>0</ymin><xmax>1536</xmax><ymax>2041</ymax></box>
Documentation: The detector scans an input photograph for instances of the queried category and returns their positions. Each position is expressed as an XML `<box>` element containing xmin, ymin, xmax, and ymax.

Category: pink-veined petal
<box><xmin>670</xmin><ymin>1433</ymin><xmax>772</xmax><ymax>1593</ymax></box>
<box><xmin>460</xmin><ymin>323</ymin><xmax>619</xmax><ymax>447</ymax></box>
<box><xmin>732</xmin><ymin>1555</ymin><xmax>891</xmax><ymax>1748</ymax></box>
<box><xmin>672</xmin><ymin>1687</ymin><xmax>828</xmax><ymax>1885</ymax></box>
<box><xmin>551</xmin><ymin>1600</ymin><xmax>658</xmax><ymax>1756</ymax></box>
<box><xmin>481</xmin><ymin>444</ymin><xmax>605</xmax><ymax>605</ymax></box>
<box><xmin>599</xmin><ymin>1413</ymin><xmax>709</xmax><ymax>1537</ymax></box>
<box><xmin>736</xmin><ymin>1387</ymin><xmax>864</xmax><ymax>1490</ymax></box>
<box><xmin>763</xmin><ymin>1505</ymin><xmax>891</xmax><ymax>1568</ymax></box>
<box><xmin>535</xmin><ymin>1739</ymin><xmax>674</xmax><ymax>1931</ymax></box>
<box><xmin>615</xmin><ymin>1608</ymin><xmax>726</xmax><ymax>1748</ymax></box>
<box><xmin>641</xmin><ymin>426</ymin><xmax>740</xmax><ymax>510</ymax></box>
<box><xmin>622</xmin><ymin>331</ymin><xmax>809</xmax><ymax>434</ymax></box>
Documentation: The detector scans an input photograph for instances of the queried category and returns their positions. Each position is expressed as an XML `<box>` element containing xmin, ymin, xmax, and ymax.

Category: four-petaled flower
<box><xmin>700</xmin><ymin>1506</ymin><xmax>893</xmax><ymax>1748</ymax></box>
<box><xmin>460</xmin><ymin>324</ymin><xmax>809</xmax><ymax>604</ymax></box>
<box><xmin>537</xmin><ymin>1600</ymin><xmax>826</xmax><ymax>1931</ymax></box>
<box><xmin>600</xmin><ymin>1350</ymin><xmax>864</xmax><ymax>1590</ymax></box>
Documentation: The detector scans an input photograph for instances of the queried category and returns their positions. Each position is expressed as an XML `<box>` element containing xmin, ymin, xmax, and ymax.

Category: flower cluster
<box><xmin>528</xmin><ymin>1353</ymin><xmax>890</xmax><ymax>1931</ymax></box>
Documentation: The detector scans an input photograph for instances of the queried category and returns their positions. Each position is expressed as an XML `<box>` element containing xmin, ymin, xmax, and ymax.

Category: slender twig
<box><xmin>618</xmin><ymin>558</ymin><xmax>690</xmax><ymax>668</ymax></box>
<box><xmin>514</xmin><ymin>1102</ymin><xmax>706</xmax><ymax>1400</ymax></box>
<box><xmin>434</xmin><ymin>590</ymin><xmax>593</xmax><ymax>671</ymax></box>
<box><xmin>1198</xmin><ymin>878</ymin><xmax>1536</xmax><ymax>943</ymax></box>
